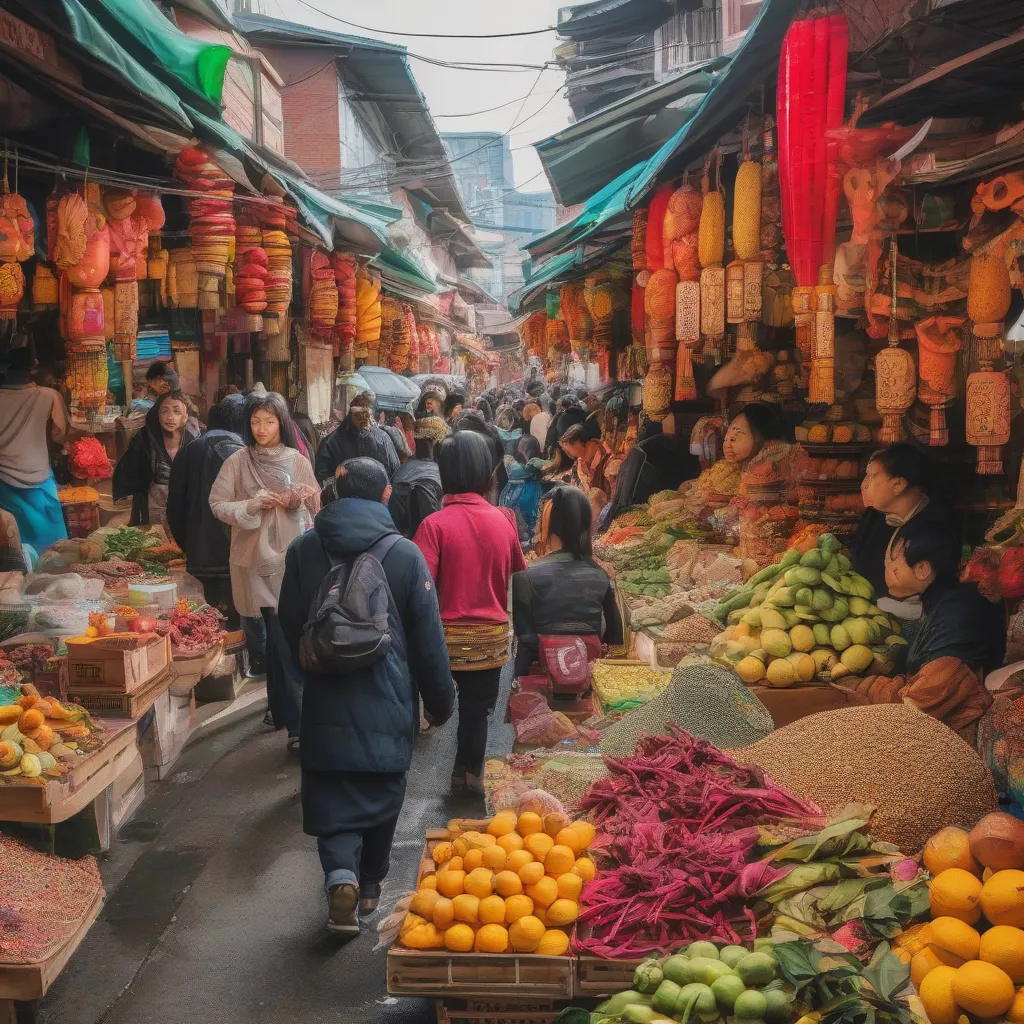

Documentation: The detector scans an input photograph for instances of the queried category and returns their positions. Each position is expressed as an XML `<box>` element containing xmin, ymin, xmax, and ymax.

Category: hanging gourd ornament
<box><xmin>0</xmin><ymin>161</ymin><xmax>34</xmax><ymax>319</ymax></box>
<box><xmin>56</xmin><ymin>186</ymin><xmax>110</xmax><ymax>351</ymax></box>
<box><xmin>698</xmin><ymin>151</ymin><xmax>726</xmax><ymax>365</ymax></box>
<box><xmin>916</xmin><ymin>316</ymin><xmax>963</xmax><ymax>446</ymax></box>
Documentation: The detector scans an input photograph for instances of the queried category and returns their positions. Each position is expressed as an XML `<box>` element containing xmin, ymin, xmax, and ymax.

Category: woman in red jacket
<box><xmin>415</xmin><ymin>430</ymin><xmax>527</xmax><ymax>793</ymax></box>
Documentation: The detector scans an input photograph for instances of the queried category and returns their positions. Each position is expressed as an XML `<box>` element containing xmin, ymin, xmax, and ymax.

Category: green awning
<box><xmin>83</xmin><ymin>0</ymin><xmax>232</xmax><ymax>115</ymax></box>
<box><xmin>508</xmin><ymin>247</ymin><xmax>583</xmax><ymax>314</ymax></box>
<box><xmin>189</xmin><ymin>109</ymin><xmax>402</xmax><ymax>253</ymax></box>
<box><xmin>372</xmin><ymin>246</ymin><xmax>437</xmax><ymax>296</ymax></box>
<box><xmin>55</xmin><ymin>0</ymin><xmax>192</xmax><ymax>131</ymax></box>
<box><xmin>525</xmin><ymin>160</ymin><xmax>647</xmax><ymax>260</ymax></box>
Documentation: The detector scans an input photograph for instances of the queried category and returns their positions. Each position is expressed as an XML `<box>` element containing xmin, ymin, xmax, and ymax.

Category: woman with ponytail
<box><xmin>511</xmin><ymin>485</ymin><xmax>623</xmax><ymax>680</ymax></box>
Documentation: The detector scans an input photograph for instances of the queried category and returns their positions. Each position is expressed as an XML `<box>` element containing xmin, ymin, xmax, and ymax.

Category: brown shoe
<box><xmin>327</xmin><ymin>883</ymin><xmax>359</xmax><ymax>937</ymax></box>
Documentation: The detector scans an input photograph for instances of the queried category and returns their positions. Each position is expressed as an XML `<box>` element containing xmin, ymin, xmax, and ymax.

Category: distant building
<box><xmin>443</xmin><ymin>132</ymin><xmax>557</xmax><ymax>301</ymax></box>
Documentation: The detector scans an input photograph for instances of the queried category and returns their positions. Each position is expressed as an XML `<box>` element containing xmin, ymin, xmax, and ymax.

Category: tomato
<box><xmin>132</xmin><ymin>617</ymin><xmax>158</xmax><ymax>634</ymax></box>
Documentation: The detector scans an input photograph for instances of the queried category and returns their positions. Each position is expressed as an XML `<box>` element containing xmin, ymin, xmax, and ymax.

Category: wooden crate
<box><xmin>0</xmin><ymin>720</ymin><xmax>136</xmax><ymax>824</ymax></box>
<box><xmin>65</xmin><ymin>633</ymin><xmax>171</xmax><ymax>693</ymax></box>
<box><xmin>387</xmin><ymin>824</ymin><xmax>575</xmax><ymax>999</ymax></box>
<box><xmin>0</xmin><ymin>892</ymin><xmax>103</xmax><ymax>1001</ymax></box>
<box><xmin>69</xmin><ymin>665</ymin><xmax>173</xmax><ymax>719</ymax></box>
<box><xmin>436</xmin><ymin>998</ymin><xmax>565</xmax><ymax>1024</ymax></box>
<box><xmin>574</xmin><ymin>954</ymin><xmax>642</xmax><ymax>997</ymax></box>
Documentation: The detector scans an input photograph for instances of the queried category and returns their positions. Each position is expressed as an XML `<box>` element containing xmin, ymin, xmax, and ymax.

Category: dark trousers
<box><xmin>241</xmin><ymin>614</ymin><xmax>266</xmax><ymax>671</ymax></box>
<box><xmin>452</xmin><ymin>667</ymin><xmax>502</xmax><ymax>778</ymax></box>
<box><xmin>302</xmin><ymin>769</ymin><xmax>406</xmax><ymax>890</ymax></box>
<box><xmin>262</xmin><ymin>609</ymin><xmax>302</xmax><ymax>737</ymax></box>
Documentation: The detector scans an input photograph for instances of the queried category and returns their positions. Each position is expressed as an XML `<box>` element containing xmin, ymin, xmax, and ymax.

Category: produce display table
<box><xmin>0</xmin><ymin>891</ymin><xmax>103</xmax><ymax>1005</ymax></box>
<box><xmin>749</xmin><ymin>683</ymin><xmax>856</xmax><ymax>728</ymax></box>
<box><xmin>0</xmin><ymin>721</ymin><xmax>137</xmax><ymax>824</ymax></box>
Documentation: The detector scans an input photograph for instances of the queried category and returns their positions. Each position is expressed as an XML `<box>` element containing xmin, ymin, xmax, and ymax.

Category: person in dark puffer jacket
<box><xmin>314</xmin><ymin>393</ymin><xmax>399</xmax><ymax>482</ymax></box>
<box><xmin>278</xmin><ymin>457</ymin><xmax>454</xmax><ymax>939</ymax></box>
<box><xmin>166</xmin><ymin>393</ymin><xmax>246</xmax><ymax>627</ymax></box>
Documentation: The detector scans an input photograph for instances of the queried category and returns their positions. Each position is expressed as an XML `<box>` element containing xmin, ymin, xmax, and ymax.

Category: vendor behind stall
<box><xmin>853</xmin><ymin>443</ymin><xmax>959</xmax><ymax>623</ymax></box>
<box><xmin>599</xmin><ymin>414</ymin><xmax>702</xmax><ymax>532</ymax></box>
<box><xmin>512</xmin><ymin>485</ymin><xmax>623</xmax><ymax>677</ymax></box>
<box><xmin>113</xmin><ymin>390</ymin><xmax>198</xmax><ymax>528</ymax></box>
<box><xmin>0</xmin><ymin>347</ymin><xmax>69</xmax><ymax>556</ymax></box>
<box><xmin>560</xmin><ymin>418</ymin><xmax>622</xmax><ymax>523</ymax></box>
<box><xmin>842</xmin><ymin>516</ymin><xmax>1004</xmax><ymax>741</ymax></box>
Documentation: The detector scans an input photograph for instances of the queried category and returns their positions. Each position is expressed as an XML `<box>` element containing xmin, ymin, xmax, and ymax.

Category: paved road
<box><xmin>40</xmin><ymin>670</ymin><xmax>515</xmax><ymax>1024</ymax></box>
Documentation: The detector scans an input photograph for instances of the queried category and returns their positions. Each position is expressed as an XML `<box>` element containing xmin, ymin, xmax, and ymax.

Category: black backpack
<box><xmin>299</xmin><ymin>534</ymin><xmax>402</xmax><ymax>674</ymax></box>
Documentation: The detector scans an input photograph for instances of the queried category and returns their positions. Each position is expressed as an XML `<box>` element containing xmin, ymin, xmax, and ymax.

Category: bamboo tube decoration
<box><xmin>966</xmin><ymin>352</ymin><xmax>1010</xmax><ymax>474</ymax></box>
<box><xmin>792</xmin><ymin>285</ymin><xmax>815</xmax><ymax>388</ymax></box>
<box><xmin>874</xmin><ymin>237</ymin><xmax>915</xmax><ymax>442</ymax></box>
<box><xmin>726</xmin><ymin>261</ymin><xmax>744</xmax><ymax>324</ymax></box>
<box><xmin>743</xmin><ymin>261</ymin><xmax>763</xmax><ymax>321</ymax></box>
<box><xmin>916</xmin><ymin>316</ymin><xmax>963</xmax><ymax>446</ymax></box>
<box><xmin>809</xmin><ymin>275</ymin><xmax>837</xmax><ymax>404</ymax></box>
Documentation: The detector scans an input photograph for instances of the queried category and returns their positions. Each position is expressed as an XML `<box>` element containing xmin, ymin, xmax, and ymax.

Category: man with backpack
<box><xmin>278</xmin><ymin>457</ymin><xmax>455</xmax><ymax>938</ymax></box>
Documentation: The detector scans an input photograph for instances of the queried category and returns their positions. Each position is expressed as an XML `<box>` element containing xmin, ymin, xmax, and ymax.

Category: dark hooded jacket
<box><xmin>314</xmin><ymin>416</ymin><xmax>400</xmax><ymax>482</ymax></box>
<box><xmin>278</xmin><ymin>497</ymin><xmax>455</xmax><ymax>773</ymax></box>
<box><xmin>113</xmin><ymin>394</ymin><xmax>199</xmax><ymax>526</ymax></box>
<box><xmin>165</xmin><ymin>394</ymin><xmax>245</xmax><ymax>577</ymax></box>
<box><xmin>389</xmin><ymin>458</ymin><xmax>443</xmax><ymax>539</ymax></box>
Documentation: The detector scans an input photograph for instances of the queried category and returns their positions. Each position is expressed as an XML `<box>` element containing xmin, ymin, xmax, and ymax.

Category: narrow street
<box><xmin>40</xmin><ymin>668</ymin><xmax>515</xmax><ymax>1024</ymax></box>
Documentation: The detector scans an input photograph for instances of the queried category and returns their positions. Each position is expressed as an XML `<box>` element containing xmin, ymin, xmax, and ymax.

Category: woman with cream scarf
<box><xmin>210</xmin><ymin>388</ymin><xmax>319</xmax><ymax>746</ymax></box>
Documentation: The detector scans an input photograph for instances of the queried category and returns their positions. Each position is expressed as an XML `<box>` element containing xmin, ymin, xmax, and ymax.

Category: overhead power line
<box><xmin>294</xmin><ymin>0</ymin><xmax>555</xmax><ymax>39</ymax></box>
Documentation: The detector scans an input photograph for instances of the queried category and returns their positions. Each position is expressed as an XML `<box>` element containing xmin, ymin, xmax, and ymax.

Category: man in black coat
<box><xmin>165</xmin><ymin>393</ymin><xmax>245</xmax><ymax>627</ymax></box>
<box><xmin>278</xmin><ymin>458</ymin><xmax>455</xmax><ymax>937</ymax></box>
<box><xmin>314</xmin><ymin>393</ymin><xmax>399</xmax><ymax>482</ymax></box>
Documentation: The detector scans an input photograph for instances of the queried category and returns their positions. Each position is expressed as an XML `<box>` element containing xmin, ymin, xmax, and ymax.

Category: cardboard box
<box><xmin>66</xmin><ymin>634</ymin><xmax>171</xmax><ymax>693</ymax></box>
<box><xmin>138</xmin><ymin>688</ymin><xmax>195</xmax><ymax>780</ymax></box>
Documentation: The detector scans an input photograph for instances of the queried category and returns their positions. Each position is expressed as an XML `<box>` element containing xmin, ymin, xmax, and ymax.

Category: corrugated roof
<box><xmin>235</xmin><ymin>12</ymin><xmax>471</xmax><ymax>224</ymax></box>
<box><xmin>556</xmin><ymin>0</ymin><xmax>673</xmax><ymax>40</ymax></box>
<box><xmin>535</xmin><ymin>56</ymin><xmax>728</xmax><ymax>206</ymax></box>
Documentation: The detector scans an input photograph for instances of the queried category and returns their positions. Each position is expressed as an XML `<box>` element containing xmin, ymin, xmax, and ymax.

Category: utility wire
<box><xmin>294</xmin><ymin>0</ymin><xmax>556</xmax><ymax>39</ymax></box>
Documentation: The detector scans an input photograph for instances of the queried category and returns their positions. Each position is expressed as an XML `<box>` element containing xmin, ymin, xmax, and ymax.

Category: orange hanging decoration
<box><xmin>916</xmin><ymin>315</ymin><xmax>963</xmax><ymax>446</ymax></box>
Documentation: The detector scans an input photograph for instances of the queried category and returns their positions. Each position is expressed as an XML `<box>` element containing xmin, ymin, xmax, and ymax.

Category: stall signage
<box><xmin>0</xmin><ymin>10</ymin><xmax>46</xmax><ymax>63</ymax></box>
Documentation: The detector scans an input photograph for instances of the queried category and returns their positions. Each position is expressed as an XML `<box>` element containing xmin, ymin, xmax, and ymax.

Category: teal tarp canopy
<box><xmin>56</xmin><ymin>0</ymin><xmax>192</xmax><ymax>130</ymax></box>
<box><xmin>508</xmin><ymin>247</ymin><xmax>583</xmax><ymax>314</ymax></box>
<box><xmin>525</xmin><ymin>160</ymin><xmax>648</xmax><ymax>260</ymax></box>
<box><xmin>82</xmin><ymin>0</ymin><xmax>232</xmax><ymax>115</ymax></box>
<box><xmin>372</xmin><ymin>246</ymin><xmax>437</xmax><ymax>295</ymax></box>
<box><xmin>189</xmin><ymin>110</ymin><xmax>402</xmax><ymax>253</ymax></box>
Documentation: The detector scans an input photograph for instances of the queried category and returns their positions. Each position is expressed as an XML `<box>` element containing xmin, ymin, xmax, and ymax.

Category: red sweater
<box><xmin>414</xmin><ymin>493</ymin><xmax>527</xmax><ymax>623</ymax></box>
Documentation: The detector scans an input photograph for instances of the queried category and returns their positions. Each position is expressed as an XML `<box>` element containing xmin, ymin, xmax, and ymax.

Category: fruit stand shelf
<box><xmin>0</xmin><ymin>721</ymin><xmax>137</xmax><ymax>824</ymax></box>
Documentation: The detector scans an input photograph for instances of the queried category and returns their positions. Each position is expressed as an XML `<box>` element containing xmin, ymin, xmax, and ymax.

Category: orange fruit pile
<box><xmin>398</xmin><ymin>810</ymin><xmax>598</xmax><ymax>954</ymax></box>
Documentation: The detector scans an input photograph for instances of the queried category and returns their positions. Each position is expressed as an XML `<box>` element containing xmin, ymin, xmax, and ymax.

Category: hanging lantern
<box><xmin>55</xmin><ymin>188</ymin><xmax>110</xmax><ymax>348</ymax></box>
<box><xmin>332</xmin><ymin>252</ymin><xmax>358</xmax><ymax>356</ymax></box>
<box><xmin>631</xmin><ymin>207</ymin><xmax>648</xmax><ymax>272</ymax></box>
<box><xmin>966</xmin><ymin>345</ymin><xmax>1011</xmax><ymax>475</ymax></box>
<box><xmin>0</xmin><ymin>162</ymin><xmax>34</xmax><ymax>320</ymax></box>
<box><xmin>308</xmin><ymin>249</ymin><xmax>338</xmax><ymax>340</ymax></box>
<box><xmin>967</xmin><ymin>253</ymin><xmax>1011</xmax><ymax>325</ymax></box>
<box><xmin>234</xmin><ymin>219</ymin><xmax>268</xmax><ymax>332</ymax></box>
<box><xmin>174</xmin><ymin>146</ymin><xmax>235</xmax><ymax>311</ymax></box>
<box><xmin>760</xmin><ymin>120</ymin><xmax>782</xmax><ymax>264</ymax></box>
<box><xmin>916</xmin><ymin>315</ymin><xmax>963</xmax><ymax>446</ymax></box>
<box><xmin>700</xmin><ymin>266</ymin><xmax>725</xmax><ymax>339</ymax></box>
<box><xmin>726</xmin><ymin>261</ymin><xmax>744</xmax><ymax>324</ymax></box>
<box><xmin>875</xmin><ymin>237</ymin><xmax>915</xmax><ymax>441</ymax></box>
<box><xmin>32</xmin><ymin>265</ymin><xmax>59</xmax><ymax>308</ymax></box>
<box><xmin>66</xmin><ymin>350</ymin><xmax>108</xmax><ymax>409</ymax></box>
<box><xmin>354</xmin><ymin>271</ymin><xmax>382</xmax><ymax>360</ymax></box>
<box><xmin>743</xmin><ymin>261</ymin><xmax>763</xmax><ymax>321</ymax></box>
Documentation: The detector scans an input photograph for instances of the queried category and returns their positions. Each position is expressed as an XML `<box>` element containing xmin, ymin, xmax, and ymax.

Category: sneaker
<box><xmin>287</xmin><ymin>735</ymin><xmax>300</xmax><ymax>752</ymax></box>
<box><xmin>327</xmin><ymin>883</ymin><xmax>359</xmax><ymax>937</ymax></box>
<box><xmin>465</xmin><ymin>771</ymin><xmax>485</xmax><ymax>795</ymax></box>
<box><xmin>359</xmin><ymin>883</ymin><xmax>381</xmax><ymax>917</ymax></box>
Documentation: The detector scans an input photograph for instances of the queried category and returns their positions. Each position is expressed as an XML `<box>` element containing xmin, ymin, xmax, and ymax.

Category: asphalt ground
<box><xmin>39</xmin><ymin>666</ymin><xmax>515</xmax><ymax>1024</ymax></box>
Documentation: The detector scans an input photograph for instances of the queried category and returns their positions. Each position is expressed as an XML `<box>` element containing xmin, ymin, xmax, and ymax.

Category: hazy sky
<box><xmin>263</xmin><ymin>0</ymin><xmax>572</xmax><ymax>193</ymax></box>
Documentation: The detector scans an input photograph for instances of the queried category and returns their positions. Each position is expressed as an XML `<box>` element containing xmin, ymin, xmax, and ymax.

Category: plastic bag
<box><xmin>510</xmin><ymin>692</ymin><xmax>580</xmax><ymax>748</ymax></box>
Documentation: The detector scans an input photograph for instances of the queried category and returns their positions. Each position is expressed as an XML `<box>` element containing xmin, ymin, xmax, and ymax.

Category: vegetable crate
<box><xmin>65</xmin><ymin>634</ymin><xmax>171</xmax><ymax>693</ymax></box>
<box><xmin>435</xmin><ymin>998</ymin><xmax>568</xmax><ymax>1024</ymax></box>
<box><xmin>572</xmin><ymin>922</ymin><xmax>642</xmax><ymax>996</ymax></box>
<box><xmin>68</xmin><ymin>665</ymin><xmax>173</xmax><ymax>719</ymax></box>
<box><xmin>386</xmin><ymin>826</ymin><xmax>576</xmax><ymax>999</ymax></box>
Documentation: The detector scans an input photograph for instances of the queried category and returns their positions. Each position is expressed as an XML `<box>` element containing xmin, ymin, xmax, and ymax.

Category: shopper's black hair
<box><xmin>334</xmin><ymin>457</ymin><xmax>390</xmax><ymax>501</ymax></box>
<box><xmin>546</xmin><ymin>485</ymin><xmax>593</xmax><ymax>560</ymax></box>
<box><xmin>436</xmin><ymin>430</ymin><xmax>493</xmax><ymax>496</ymax></box>
<box><xmin>733</xmin><ymin>402</ymin><xmax>790</xmax><ymax>442</ymax></box>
